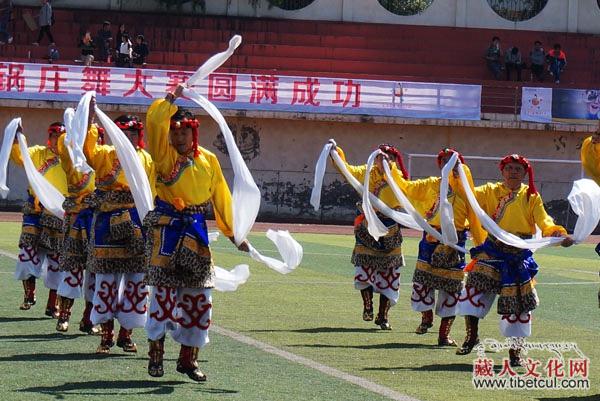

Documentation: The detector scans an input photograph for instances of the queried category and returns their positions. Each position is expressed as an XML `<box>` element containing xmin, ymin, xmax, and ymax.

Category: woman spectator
<box><xmin>115</xmin><ymin>24</ymin><xmax>127</xmax><ymax>51</ymax></box>
<box><xmin>116</xmin><ymin>33</ymin><xmax>132</xmax><ymax>68</ymax></box>
<box><xmin>78</xmin><ymin>31</ymin><xmax>95</xmax><ymax>66</ymax></box>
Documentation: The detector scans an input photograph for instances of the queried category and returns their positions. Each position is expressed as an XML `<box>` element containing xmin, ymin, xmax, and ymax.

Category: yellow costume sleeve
<box><xmin>457</xmin><ymin>165</ymin><xmax>486</xmax><ymax>245</ymax></box>
<box><xmin>332</xmin><ymin>146</ymin><xmax>366</xmax><ymax>182</ymax></box>
<box><xmin>146</xmin><ymin>99</ymin><xmax>178</xmax><ymax>171</ymax></box>
<box><xmin>530</xmin><ymin>194</ymin><xmax>567</xmax><ymax>236</ymax></box>
<box><xmin>581</xmin><ymin>136</ymin><xmax>600</xmax><ymax>185</ymax></box>
<box><xmin>9</xmin><ymin>143</ymin><xmax>44</xmax><ymax>167</ymax></box>
<box><xmin>207</xmin><ymin>151</ymin><xmax>234</xmax><ymax>237</ymax></box>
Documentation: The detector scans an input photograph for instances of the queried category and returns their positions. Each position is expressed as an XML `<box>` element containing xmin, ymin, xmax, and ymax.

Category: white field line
<box><xmin>0</xmin><ymin>249</ymin><xmax>418</xmax><ymax>401</ymax></box>
<box><xmin>212</xmin><ymin>325</ymin><xmax>420</xmax><ymax>401</ymax></box>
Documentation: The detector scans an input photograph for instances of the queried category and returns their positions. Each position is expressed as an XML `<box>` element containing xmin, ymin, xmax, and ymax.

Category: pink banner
<box><xmin>0</xmin><ymin>62</ymin><xmax>481</xmax><ymax>120</ymax></box>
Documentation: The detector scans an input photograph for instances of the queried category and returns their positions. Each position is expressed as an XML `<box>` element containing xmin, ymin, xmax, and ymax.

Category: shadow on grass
<box><xmin>0</xmin><ymin>332</ymin><xmax>87</xmax><ymax>342</ymax></box>
<box><xmin>0</xmin><ymin>316</ymin><xmax>51</xmax><ymax>323</ymax></box>
<box><xmin>288</xmin><ymin>342</ymin><xmax>439</xmax><ymax>350</ymax></box>
<box><xmin>247</xmin><ymin>327</ymin><xmax>382</xmax><ymax>334</ymax></box>
<box><xmin>363</xmin><ymin>363</ymin><xmax>473</xmax><ymax>372</ymax></box>
<box><xmin>537</xmin><ymin>397</ymin><xmax>600</xmax><ymax>401</ymax></box>
<box><xmin>0</xmin><ymin>352</ymin><xmax>131</xmax><ymax>362</ymax></box>
<box><xmin>16</xmin><ymin>380</ymin><xmax>237</xmax><ymax>397</ymax></box>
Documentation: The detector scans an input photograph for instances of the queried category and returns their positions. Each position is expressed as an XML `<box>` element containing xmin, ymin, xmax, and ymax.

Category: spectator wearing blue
<box><xmin>529</xmin><ymin>40</ymin><xmax>545</xmax><ymax>82</ymax></box>
<box><xmin>547</xmin><ymin>43</ymin><xmax>567</xmax><ymax>84</ymax></box>
<box><xmin>484</xmin><ymin>36</ymin><xmax>502</xmax><ymax>80</ymax></box>
<box><xmin>32</xmin><ymin>0</ymin><xmax>54</xmax><ymax>46</ymax></box>
<box><xmin>0</xmin><ymin>0</ymin><xmax>13</xmax><ymax>45</ymax></box>
<box><xmin>505</xmin><ymin>46</ymin><xmax>523</xmax><ymax>81</ymax></box>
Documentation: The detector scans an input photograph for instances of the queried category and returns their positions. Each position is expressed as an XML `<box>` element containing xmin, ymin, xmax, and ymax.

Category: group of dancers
<box><xmin>5</xmin><ymin>76</ymin><xmax>599</xmax><ymax>379</ymax></box>
<box><xmin>327</xmin><ymin>131</ymin><xmax>600</xmax><ymax>367</ymax></box>
<box><xmin>7</xmin><ymin>84</ymin><xmax>248</xmax><ymax>382</ymax></box>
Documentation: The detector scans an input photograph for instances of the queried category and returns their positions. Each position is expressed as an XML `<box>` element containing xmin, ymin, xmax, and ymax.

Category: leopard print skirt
<box><xmin>19</xmin><ymin>197</ymin><xmax>63</xmax><ymax>252</ymax></box>
<box><xmin>351</xmin><ymin>216</ymin><xmax>404</xmax><ymax>272</ymax></box>
<box><xmin>58</xmin><ymin>196</ymin><xmax>96</xmax><ymax>272</ymax></box>
<box><xmin>87</xmin><ymin>190</ymin><xmax>145</xmax><ymax>274</ymax></box>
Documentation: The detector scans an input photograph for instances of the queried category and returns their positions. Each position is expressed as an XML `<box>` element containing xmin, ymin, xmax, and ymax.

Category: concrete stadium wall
<box><xmin>0</xmin><ymin>104</ymin><xmax>592</xmax><ymax>229</ymax></box>
<box><xmin>13</xmin><ymin>0</ymin><xmax>600</xmax><ymax>34</ymax></box>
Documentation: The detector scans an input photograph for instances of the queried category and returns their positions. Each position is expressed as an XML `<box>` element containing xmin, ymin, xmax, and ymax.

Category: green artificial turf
<box><xmin>0</xmin><ymin>222</ymin><xmax>598</xmax><ymax>401</ymax></box>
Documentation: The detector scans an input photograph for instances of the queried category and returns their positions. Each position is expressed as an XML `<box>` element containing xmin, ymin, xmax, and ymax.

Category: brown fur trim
<box><xmin>465</xmin><ymin>270</ymin><xmax>501</xmax><ymax>294</ymax></box>
<box><xmin>497</xmin><ymin>291</ymin><xmax>538</xmax><ymax>315</ymax></box>
<box><xmin>412</xmin><ymin>268</ymin><xmax>464</xmax><ymax>294</ymax></box>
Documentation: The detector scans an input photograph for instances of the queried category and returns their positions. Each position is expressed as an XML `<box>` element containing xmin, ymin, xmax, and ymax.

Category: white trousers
<box><xmin>457</xmin><ymin>285</ymin><xmax>532</xmax><ymax>337</ymax></box>
<box><xmin>354</xmin><ymin>265</ymin><xmax>401</xmax><ymax>305</ymax></box>
<box><xmin>90</xmin><ymin>272</ymin><xmax>148</xmax><ymax>329</ymax></box>
<box><xmin>145</xmin><ymin>286</ymin><xmax>212</xmax><ymax>348</ymax></box>
<box><xmin>410</xmin><ymin>282</ymin><xmax>460</xmax><ymax>318</ymax></box>
<box><xmin>14</xmin><ymin>246</ymin><xmax>61</xmax><ymax>290</ymax></box>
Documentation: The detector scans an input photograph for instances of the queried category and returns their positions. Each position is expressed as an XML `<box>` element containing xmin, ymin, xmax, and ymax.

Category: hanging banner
<box><xmin>520</xmin><ymin>87</ymin><xmax>552</xmax><ymax>123</ymax></box>
<box><xmin>0</xmin><ymin>62</ymin><xmax>481</xmax><ymax>120</ymax></box>
<box><xmin>552</xmin><ymin>88</ymin><xmax>600</xmax><ymax>120</ymax></box>
<box><xmin>521</xmin><ymin>87</ymin><xmax>600</xmax><ymax>122</ymax></box>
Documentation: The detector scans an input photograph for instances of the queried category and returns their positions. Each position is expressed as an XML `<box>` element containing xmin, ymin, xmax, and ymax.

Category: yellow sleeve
<box><xmin>56</xmin><ymin>133</ymin><xmax>67</xmax><ymax>163</ymax></box>
<box><xmin>473</xmin><ymin>183</ymin><xmax>492</xmax><ymax>216</ymax></box>
<box><xmin>9</xmin><ymin>143</ymin><xmax>23</xmax><ymax>167</ymax></box>
<box><xmin>208</xmin><ymin>152</ymin><xmax>234</xmax><ymax>237</ymax></box>
<box><xmin>391</xmin><ymin>168</ymin><xmax>434</xmax><ymax>201</ymax></box>
<box><xmin>83</xmin><ymin>124</ymin><xmax>114</xmax><ymax>171</ymax></box>
<box><xmin>332</xmin><ymin>146</ymin><xmax>366</xmax><ymax>182</ymax></box>
<box><xmin>10</xmin><ymin>144</ymin><xmax>44</xmax><ymax>168</ymax></box>
<box><xmin>147</xmin><ymin>154</ymin><xmax>156</xmax><ymax>200</ymax></box>
<box><xmin>146</xmin><ymin>99</ymin><xmax>178</xmax><ymax>162</ymax></box>
<box><xmin>459</xmin><ymin>165</ymin><xmax>487</xmax><ymax>245</ymax></box>
<box><xmin>83</xmin><ymin>124</ymin><xmax>100</xmax><ymax>161</ymax></box>
<box><xmin>530</xmin><ymin>194</ymin><xmax>567</xmax><ymax>236</ymax></box>
<box><xmin>581</xmin><ymin>136</ymin><xmax>600</xmax><ymax>185</ymax></box>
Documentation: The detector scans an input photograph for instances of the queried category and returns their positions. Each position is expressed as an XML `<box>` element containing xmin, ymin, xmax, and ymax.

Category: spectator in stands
<box><xmin>0</xmin><ymin>0</ymin><xmax>13</xmax><ymax>45</ymax></box>
<box><xmin>529</xmin><ymin>40</ymin><xmax>545</xmax><ymax>82</ymax></box>
<box><xmin>78</xmin><ymin>31</ymin><xmax>95</xmax><ymax>66</ymax></box>
<box><xmin>547</xmin><ymin>43</ymin><xmax>567</xmax><ymax>84</ymax></box>
<box><xmin>96</xmin><ymin>20</ymin><xmax>112</xmax><ymax>62</ymax></box>
<box><xmin>484</xmin><ymin>36</ymin><xmax>502</xmax><ymax>80</ymax></box>
<box><xmin>47</xmin><ymin>43</ymin><xmax>58</xmax><ymax>63</ymax></box>
<box><xmin>132</xmin><ymin>34</ymin><xmax>149</xmax><ymax>66</ymax></box>
<box><xmin>115</xmin><ymin>23</ymin><xmax>127</xmax><ymax>51</ymax></box>
<box><xmin>33</xmin><ymin>0</ymin><xmax>54</xmax><ymax>46</ymax></box>
<box><xmin>505</xmin><ymin>46</ymin><xmax>523</xmax><ymax>81</ymax></box>
<box><xmin>116</xmin><ymin>33</ymin><xmax>132</xmax><ymax>68</ymax></box>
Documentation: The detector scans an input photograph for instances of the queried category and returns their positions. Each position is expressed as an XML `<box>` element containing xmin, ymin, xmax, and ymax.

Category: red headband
<box><xmin>97</xmin><ymin>127</ymin><xmax>106</xmax><ymax>145</ymax></box>
<box><xmin>499</xmin><ymin>154</ymin><xmax>537</xmax><ymax>197</ymax></box>
<box><xmin>378</xmin><ymin>144</ymin><xmax>409</xmax><ymax>179</ymax></box>
<box><xmin>437</xmin><ymin>148</ymin><xmax>465</xmax><ymax>168</ymax></box>
<box><xmin>47</xmin><ymin>125</ymin><xmax>65</xmax><ymax>135</ymax></box>
<box><xmin>115</xmin><ymin>120</ymin><xmax>145</xmax><ymax>149</ymax></box>
<box><xmin>171</xmin><ymin>118</ymin><xmax>200</xmax><ymax>158</ymax></box>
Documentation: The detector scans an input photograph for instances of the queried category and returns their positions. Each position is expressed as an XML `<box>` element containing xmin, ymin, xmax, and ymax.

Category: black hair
<box><xmin>511</xmin><ymin>47</ymin><xmax>519</xmax><ymax>54</ymax></box>
<box><xmin>171</xmin><ymin>108</ymin><xmax>194</xmax><ymax>122</ymax></box>
<box><xmin>136</xmin><ymin>34</ymin><xmax>144</xmax><ymax>41</ymax></box>
<box><xmin>492</xmin><ymin>36</ymin><xmax>500</xmax><ymax>41</ymax></box>
<box><xmin>553</xmin><ymin>43</ymin><xmax>561</xmax><ymax>49</ymax></box>
<box><xmin>534</xmin><ymin>40</ymin><xmax>542</xmax><ymax>45</ymax></box>
<box><xmin>49</xmin><ymin>121</ymin><xmax>64</xmax><ymax>128</ymax></box>
<box><xmin>103</xmin><ymin>20</ymin><xmax>111</xmax><ymax>26</ymax></box>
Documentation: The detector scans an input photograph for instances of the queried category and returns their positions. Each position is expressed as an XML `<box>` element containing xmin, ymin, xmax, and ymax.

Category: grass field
<box><xmin>0</xmin><ymin>221</ymin><xmax>598</xmax><ymax>401</ymax></box>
